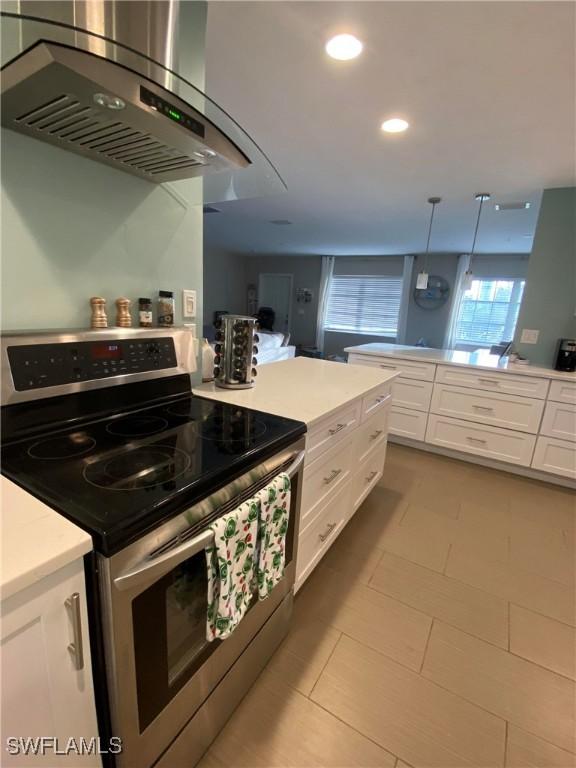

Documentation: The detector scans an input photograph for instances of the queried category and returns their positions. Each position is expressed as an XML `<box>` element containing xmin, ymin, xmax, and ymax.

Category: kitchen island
<box><xmin>194</xmin><ymin>357</ymin><xmax>398</xmax><ymax>589</ymax></box>
<box><xmin>346</xmin><ymin>343</ymin><xmax>576</xmax><ymax>486</ymax></box>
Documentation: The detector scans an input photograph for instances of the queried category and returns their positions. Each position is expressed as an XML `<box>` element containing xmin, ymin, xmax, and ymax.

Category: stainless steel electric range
<box><xmin>0</xmin><ymin>328</ymin><xmax>306</xmax><ymax>768</ymax></box>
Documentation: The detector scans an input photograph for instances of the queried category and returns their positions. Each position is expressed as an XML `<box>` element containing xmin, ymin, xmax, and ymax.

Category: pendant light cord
<box><xmin>469</xmin><ymin>193</ymin><xmax>490</xmax><ymax>269</ymax></box>
<box><xmin>424</xmin><ymin>197</ymin><xmax>441</xmax><ymax>274</ymax></box>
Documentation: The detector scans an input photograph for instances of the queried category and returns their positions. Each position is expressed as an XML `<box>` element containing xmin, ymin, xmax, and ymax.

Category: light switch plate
<box><xmin>182</xmin><ymin>289</ymin><xmax>196</xmax><ymax>319</ymax></box>
<box><xmin>520</xmin><ymin>328</ymin><xmax>539</xmax><ymax>344</ymax></box>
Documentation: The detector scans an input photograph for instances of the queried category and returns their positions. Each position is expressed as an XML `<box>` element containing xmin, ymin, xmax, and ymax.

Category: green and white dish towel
<box><xmin>255</xmin><ymin>472</ymin><xmax>291</xmax><ymax>600</ymax></box>
<box><xmin>205</xmin><ymin>472</ymin><xmax>291</xmax><ymax>641</ymax></box>
<box><xmin>205</xmin><ymin>499</ymin><xmax>259</xmax><ymax>641</ymax></box>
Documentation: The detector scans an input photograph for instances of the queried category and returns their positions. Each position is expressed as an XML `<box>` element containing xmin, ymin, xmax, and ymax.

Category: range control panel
<box><xmin>8</xmin><ymin>337</ymin><xmax>178</xmax><ymax>391</ymax></box>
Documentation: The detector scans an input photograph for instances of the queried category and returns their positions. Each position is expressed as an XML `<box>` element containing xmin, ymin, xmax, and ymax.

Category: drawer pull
<box><xmin>323</xmin><ymin>469</ymin><xmax>342</xmax><ymax>485</ymax></box>
<box><xmin>376</xmin><ymin>395</ymin><xmax>388</xmax><ymax>403</ymax></box>
<box><xmin>466</xmin><ymin>436</ymin><xmax>488</xmax><ymax>445</ymax></box>
<box><xmin>479</xmin><ymin>378</ymin><xmax>500</xmax><ymax>386</ymax></box>
<box><xmin>65</xmin><ymin>593</ymin><xmax>84</xmax><ymax>671</ymax></box>
<box><xmin>473</xmin><ymin>404</ymin><xmax>494</xmax><ymax>413</ymax></box>
<box><xmin>379</xmin><ymin>364</ymin><xmax>397</xmax><ymax>370</ymax></box>
<box><xmin>318</xmin><ymin>522</ymin><xmax>337</xmax><ymax>542</ymax></box>
<box><xmin>328</xmin><ymin>423</ymin><xmax>346</xmax><ymax>436</ymax></box>
<box><xmin>370</xmin><ymin>429</ymin><xmax>383</xmax><ymax>441</ymax></box>
<box><xmin>365</xmin><ymin>470</ymin><xmax>378</xmax><ymax>483</ymax></box>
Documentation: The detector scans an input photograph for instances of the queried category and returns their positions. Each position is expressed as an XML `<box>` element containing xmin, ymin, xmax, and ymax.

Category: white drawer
<box><xmin>430</xmin><ymin>384</ymin><xmax>544</xmax><ymax>434</ymax></box>
<box><xmin>351</xmin><ymin>444</ymin><xmax>387</xmax><ymax>512</ymax></box>
<box><xmin>361</xmin><ymin>384</ymin><xmax>392</xmax><ymax>422</ymax></box>
<box><xmin>348</xmin><ymin>354</ymin><xmax>436</xmax><ymax>381</ymax></box>
<box><xmin>295</xmin><ymin>485</ymin><xmax>350</xmax><ymax>589</ymax></box>
<box><xmin>307</xmin><ymin>401</ymin><xmax>360</xmax><ymax>464</ymax></box>
<box><xmin>426</xmin><ymin>414</ymin><xmax>536</xmax><ymax>466</ymax></box>
<box><xmin>301</xmin><ymin>437</ymin><xmax>353</xmax><ymax>527</ymax></box>
<box><xmin>389</xmin><ymin>406</ymin><xmax>428</xmax><ymax>441</ymax></box>
<box><xmin>435</xmin><ymin>365</ymin><xmax>549</xmax><ymax>400</ymax></box>
<box><xmin>355</xmin><ymin>406</ymin><xmax>389</xmax><ymax>464</ymax></box>
<box><xmin>549</xmin><ymin>379</ymin><xmax>576</xmax><ymax>405</ymax></box>
<box><xmin>392</xmin><ymin>378</ymin><xmax>433</xmax><ymax>412</ymax></box>
<box><xmin>532</xmin><ymin>436</ymin><xmax>576</xmax><ymax>479</ymax></box>
<box><xmin>540</xmin><ymin>401</ymin><xmax>576</xmax><ymax>443</ymax></box>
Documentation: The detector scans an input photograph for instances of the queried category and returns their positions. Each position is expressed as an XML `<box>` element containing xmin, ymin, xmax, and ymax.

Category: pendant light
<box><xmin>463</xmin><ymin>192</ymin><xmax>491</xmax><ymax>290</ymax></box>
<box><xmin>417</xmin><ymin>196</ymin><xmax>442</xmax><ymax>290</ymax></box>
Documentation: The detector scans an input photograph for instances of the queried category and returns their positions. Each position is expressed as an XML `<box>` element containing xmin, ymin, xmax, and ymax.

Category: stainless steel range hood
<box><xmin>0</xmin><ymin>1</ymin><xmax>263</xmax><ymax>187</ymax></box>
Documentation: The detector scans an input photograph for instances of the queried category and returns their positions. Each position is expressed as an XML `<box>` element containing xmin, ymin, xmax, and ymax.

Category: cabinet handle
<box><xmin>323</xmin><ymin>468</ymin><xmax>342</xmax><ymax>485</ymax></box>
<box><xmin>479</xmin><ymin>378</ymin><xmax>499</xmax><ymax>386</ymax></box>
<box><xmin>365</xmin><ymin>470</ymin><xmax>378</xmax><ymax>483</ymax></box>
<box><xmin>65</xmin><ymin>593</ymin><xmax>84</xmax><ymax>671</ymax></box>
<box><xmin>379</xmin><ymin>364</ymin><xmax>397</xmax><ymax>369</ymax></box>
<box><xmin>466</xmin><ymin>436</ymin><xmax>487</xmax><ymax>445</ymax></box>
<box><xmin>370</xmin><ymin>429</ymin><xmax>383</xmax><ymax>441</ymax></box>
<box><xmin>376</xmin><ymin>395</ymin><xmax>388</xmax><ymax>403</ymax></box>
<box><xmin>318</xmin><ymin>522</ymin><xmax>337</xmax><ymax>542</ymax></box>
<box><xmin>472</xmin><ymin>404</ymin><xmax>494</xmax><ymax>413</ymax></box>
<box><xmin>329</xmin><ymin>423</ymin><xmax>346</xmax><ymax>436</ymax></box>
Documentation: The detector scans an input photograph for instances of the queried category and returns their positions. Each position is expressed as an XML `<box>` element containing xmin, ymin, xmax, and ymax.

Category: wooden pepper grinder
<box><xmin>90</xmin><ymin>296</ymin><xmax>108</xmax><ymax>328</ymax></box>
<box><xmin>115</xmin><ymin>297</ymin><xmax>132</xmax><ymax>327</ymax></box>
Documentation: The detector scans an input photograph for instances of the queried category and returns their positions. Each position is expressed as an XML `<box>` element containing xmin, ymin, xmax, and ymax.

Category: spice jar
<box><xmin>158</xmin><ymin>290</ymin><xmax>174</xmax><ymax>327</ymax></box>
<box><xmin>138</xmin><ymin>298</ymin><xmax>153</xmax><ymax>327</ymax></box>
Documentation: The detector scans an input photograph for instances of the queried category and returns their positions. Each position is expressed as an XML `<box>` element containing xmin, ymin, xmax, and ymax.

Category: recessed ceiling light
<box><xmin>381</xmin><ymin>118</ymin><xmax>409</xmax><ymax>133</ymax></box>
<box><xmin>494</xmin><ymin>202</ymin><xmax>531</xmax><ymax>211</ymax></box>
<box><xmin>325</xmin><ymin>34</ymin><xmax>363</xmax><ymax>61</ymax></box>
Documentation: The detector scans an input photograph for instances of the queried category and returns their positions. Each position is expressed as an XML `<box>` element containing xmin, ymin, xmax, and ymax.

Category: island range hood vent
<box><xmin>1</xmin><ymin>38</ymin><xmax>250</xmax><ymax>184</ymax></box>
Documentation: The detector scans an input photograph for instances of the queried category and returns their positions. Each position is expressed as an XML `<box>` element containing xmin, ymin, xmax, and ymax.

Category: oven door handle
<box><xmin>113</xmin><ymin>449</ymin><xmax>306</xmax><ymax>592</ymax></box>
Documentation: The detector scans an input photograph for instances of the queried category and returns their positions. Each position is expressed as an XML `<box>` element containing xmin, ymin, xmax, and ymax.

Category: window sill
<box><xmin>324</xmin><ymin>329</ymin><xmax>397</xmax><ymax>339</ymax></box>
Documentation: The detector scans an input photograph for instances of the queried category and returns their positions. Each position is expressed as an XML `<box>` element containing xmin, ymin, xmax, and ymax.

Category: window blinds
<box><xmin>324</xmin><ymin>274</ymin><xmax>403</xmax><ymax>335</ymax></box>
<box><xmin>454</xmin><ymin>279</ymin><xmax>525</xmax><ymax>345</ymax></box>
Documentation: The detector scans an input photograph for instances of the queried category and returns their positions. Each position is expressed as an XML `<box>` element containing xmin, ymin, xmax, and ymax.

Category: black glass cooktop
<box><xmin>1</xmin><ymin>394</ymin><xmax>305</xmax><ymax>554</ymax></box>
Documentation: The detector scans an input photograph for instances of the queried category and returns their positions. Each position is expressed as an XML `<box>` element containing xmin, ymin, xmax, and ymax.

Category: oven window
<box><xmin>166</xmin><ymin>557</ymin><xmax>208</xmax><ymax>686</ymax></box>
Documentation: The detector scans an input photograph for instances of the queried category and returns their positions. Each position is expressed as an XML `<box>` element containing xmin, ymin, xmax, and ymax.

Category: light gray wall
<box><xmin>405</xmin><ymin>253</ymin><xmax>458</xmax><ymax>347</ymax></box>
<box><xmin>245</xmin><ymin>255</ymin><xmax>322</xmax><ymax>346</ymax></box>
<box><xmin>203</xmin><ymin>247</ymin><xmax>248</xmax><ymax>326</ymax></box>
<box><xmin>514</xmin><ymin>187</ymin><xmax>576</xmax><ymax>366</ymax></box>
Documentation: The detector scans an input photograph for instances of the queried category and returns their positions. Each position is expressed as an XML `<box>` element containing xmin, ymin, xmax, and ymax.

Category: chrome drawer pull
<box><xmin>467</xmin><ymin>436</ymin><xmax>487</xmax><ymax>445</ymax></box>
<box><xmin>379</xmin><ymin>364</ymin><xmax>397</xmax><ymax>369</ymax></box>
<box><xmin>323</xmin><ymin>469</ymin><xmax>342</xmax><ymax>485</ymax></box>
<box><xmin>370</xmin><ymin>429</ymin><xmax>383</xmax><ymax>441</ymax></box>
<box><xmin>65</xmin><ymin>593</ymin><xmax>84</xmax><ymax>671</ymax></box>
<box><xmin>365</xmin><ymin>470</ymin><xmax>378</xmax><ymax>483</ymax></box>
<box><xmin>328</xmin><ymin>423</ymin><xmax>346</xmax><ymax>435</ymax></box>
<box><xmin>376</xmin><ymin>395</ymin><xmax>388</xmax><ymax>403</ymax></box>
<box><xmin>318</xmin><ymin>522</ymin><xmax>337</xmax><ymax>542</ymax></box>
<box><xmin>473</xmin><ymin>404</ymin><xmax>494</xmax><ymax>413</ymax></box>
<box><xmin>479</xmin><ymin>378</ymin><xmax>499</xmax><ymax>386</ymax></box>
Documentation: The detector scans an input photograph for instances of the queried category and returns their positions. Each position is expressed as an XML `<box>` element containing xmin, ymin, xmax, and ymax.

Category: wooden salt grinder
<box><xmin>90</xmin><ymin>296</ymin><xmax>108</xmax><ymax>328</ymax></box>
<box><xmin>115</xmin><ymin>297</ymin><xmax>132</xmax><ymax>327</ymax></box>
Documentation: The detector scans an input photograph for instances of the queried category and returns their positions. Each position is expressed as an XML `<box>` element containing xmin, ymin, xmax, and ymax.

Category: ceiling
<box><xmin>204</xmin><ymin>1</ymin><xmax>575</xmax><ymax>256</ymax></box>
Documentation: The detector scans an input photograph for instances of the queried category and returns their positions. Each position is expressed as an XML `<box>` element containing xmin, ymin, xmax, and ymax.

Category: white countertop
<box><xmin>345</xmin><ymin>343</ymin><xmax>576</xmax><ymax>382</ymax></box>
<box><xmin>193</xmin><ymin>357</ymin><xmax>397</xmax><ymax>425</ymax></box>
<box><xmin>1</xmin><ymin>477</ymin><xmax>93</xmax><ymax>601</ymax></box>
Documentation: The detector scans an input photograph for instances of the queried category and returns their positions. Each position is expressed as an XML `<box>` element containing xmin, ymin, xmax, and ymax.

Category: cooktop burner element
<box><xmin>84</xmin><ymin>445</ymin><xmax>191</xmax><ymax>491</ymax></box>
<box><xmin>106</xmin><ymin>415</ymin><xmax>169</xmax><ymax>437</ymax></box>
<box><xmin>28</xmin><ymin>433</ymin><xmax>97</xmax><ymax>460</ymax></box>
<box><xmin>165</xmin><ymin>401</ymin><xmax>199</xmax><ymax>418</ymax></box>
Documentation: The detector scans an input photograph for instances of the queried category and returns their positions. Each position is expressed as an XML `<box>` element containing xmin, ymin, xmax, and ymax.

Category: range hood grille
<box><xmin>2</xmin><ymin>41</ymin><xmax>249</xmax><ymax>183</ymax></box>
<box><xmin>14</xmin><ymin>92</ymin><xmax>203</xmax><ymax>177</ymax></box>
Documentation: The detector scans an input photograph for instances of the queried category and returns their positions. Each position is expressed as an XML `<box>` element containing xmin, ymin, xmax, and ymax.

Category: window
<box><xmin>324</xmin><ymin>274</ymin><xmax>403</xmax><ymax>336</ymax></box>
<box><xmin>454</xmin><ymin>278</ymin><xmax>525</xmax><ymax>347</ymax></box>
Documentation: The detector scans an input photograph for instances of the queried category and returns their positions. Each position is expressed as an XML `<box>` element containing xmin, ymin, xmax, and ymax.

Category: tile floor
<box><xmin>201</xmin><ymin>444</ymin><xmax>576</xmax><ymax>768</ymax></box>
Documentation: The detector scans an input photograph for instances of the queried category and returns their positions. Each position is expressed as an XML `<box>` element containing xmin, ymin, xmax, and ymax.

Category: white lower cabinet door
<box><xmin>351</xmin><ymin>444</ymin><xmax>388</xmax><ymax>512</ymax></box>
<box><xmin>1</xmin><ymin>559</ymin><xmax>101</xmax><ymax>767</ymax></box>
<box><xmin>389</xmin><ymin>406</ymin><xmax>428</xmax><ymax>441</ymax></box>
<box><xmin>426</xmin><ymin>414</ymin><xmax>536</xmax><ymax>466</ymax></box>
<box><xmin>300</xmin><ymin>437</ymin><xmax>353</xmax><ymax>527</ymax></box>
<box><xmin>355</xmin><ymin>406</ymin><xmax>389</xmax><ymax>464</ymax></box>
<box><xmin>540</xmin><ymin>400</ymin><xmax>576</xmax><ymax>443</ymax></box>
<box><xmin>392</xmin><ymin>378</ymin><xmax>433</xmax><ymax>412</ymax></box>
<box><xmin>532</xmin><ymin>436</ymin><xmax>576</xmax><ymax>479</ymax></box>
<box><xmin>296</xmin><ymin>483</ymin><xmax>351</xmax><ymax>591</ymax></box>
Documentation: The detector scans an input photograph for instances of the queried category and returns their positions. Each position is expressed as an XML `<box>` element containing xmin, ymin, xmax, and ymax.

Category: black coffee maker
<box><xmin>554</xmin><ymin>338</ymin><xmax>576</xmax><ymax>372</ymax></box>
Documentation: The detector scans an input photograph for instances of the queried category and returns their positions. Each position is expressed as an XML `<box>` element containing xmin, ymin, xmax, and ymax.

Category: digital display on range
<box><xmin>91</xmin><ymin>343</ymin><xmax>123</xmax><ymax>361</ymax></box>
<box><xmin>140</xmin><ymin>86</ymin><xmax>206</xmax><ymax>139</ymax></box>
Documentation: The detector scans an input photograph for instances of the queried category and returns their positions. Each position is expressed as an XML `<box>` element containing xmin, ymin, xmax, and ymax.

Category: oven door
<box><xmin>98</xmin><ymin>438</ymin><xmax>305</xmax><ymax>768</ymax></box>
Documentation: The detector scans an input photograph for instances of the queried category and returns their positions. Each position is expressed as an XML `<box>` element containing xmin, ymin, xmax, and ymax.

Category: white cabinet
<box><xmin>306</xmin><ymin>401</ymin><xmax>360</xmax><ymax>464</ymax></box>
<box><xmin>391</xmin><ymin>379</ymin><xmax>433</xmax><ymax>412</ymax></box>
<box><xmin>348</xmin><ymin>353</ymin><xmax>436</xmax><ymax>381</ymax></box>
<box><xmin>301</xmin><ymin>437</ymin><xmax>354</xmax><ymax>527</ymax></box>
<box><xmin>1</xmin><ymin>559</ymin><xmax>100</xmax><ymax>767</ymax></box>
<box><xmin>435</xmin><ymin>365</ymin><xmax>549</xmax><ymax>399</ymax></box>
<box><xmin>532</xmin><ymin>436</ymin><xmax>576</xmax><ymax>479</ymax></box>
<box><xmin>426</xmin><ymin>414</ymin><xmax>537</xmax><ymax>466</ymax></box>
<box><xmin>430</xmin><ymin>384</ymin><xmax>544</xmax><ymax>434</ymax></box>
<box><xmin>389</xmin><ymin>406</ymin><xmax>428</xmax><ymax>441</ymax></box>
<box><xmin>548</xmin><ymin>379</ymin><xmax>576</xmax><ymax>405</ymax></box>
<box><xmin>540</xmin><ymin>401</ymin><xmax>576</xmax><ymax>443</ymax></box>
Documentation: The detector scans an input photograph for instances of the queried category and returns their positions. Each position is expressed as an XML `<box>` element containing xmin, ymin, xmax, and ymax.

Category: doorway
<box><xmin>257</xmin><ymin>274</ymin><xmax>293</xmax><ymax>334</ymax></box>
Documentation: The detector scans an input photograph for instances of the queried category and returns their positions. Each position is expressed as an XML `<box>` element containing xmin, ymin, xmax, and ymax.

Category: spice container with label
<box><xmin>138</xmin><ymin>298</ymin><xmax>153</xmax><ymax>327</ymax></box>
<box><xmin>158</xmin><ymin>291</ymin><xmax>174</xmax><ymax>327</ymax></box>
